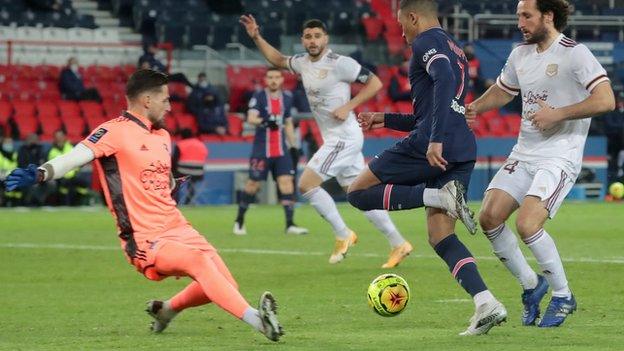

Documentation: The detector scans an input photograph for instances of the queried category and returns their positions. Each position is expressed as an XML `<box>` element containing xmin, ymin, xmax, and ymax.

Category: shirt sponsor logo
<box><xmin>88</xmin><ymin>128</ymin><xmax>108</xmax><ymax>143</ymax></box>
<box><xmin>422</xmin><ymin>48</ymin><xmax>437</xmax><ymax>62</ymax></box>
<box><xmin>317</xmin><ymin>69</ymin><xmax>328</xmax><ymax>79</ymax></box>
<box><xmin>451</xmin><ymin>99</ymin><xmax>466</xmax><ymax>115</ymax></box>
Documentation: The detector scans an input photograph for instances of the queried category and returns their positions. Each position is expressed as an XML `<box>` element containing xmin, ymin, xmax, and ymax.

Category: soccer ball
<box><xmin>609</xmin><ymin>182</ymin><xmax>624</xmax><ymax>200</ymax></box>
<box><xmin>367</xmin><ymin>273</ymin><xmax>410</xmax><ymax>317</ymax></box>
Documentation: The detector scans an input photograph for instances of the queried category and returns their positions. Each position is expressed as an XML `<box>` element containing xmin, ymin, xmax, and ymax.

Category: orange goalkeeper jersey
<box><xmin>81</xmin><ymin>111</ymin><xmax>189</xmax><ymax>256</ymax></box>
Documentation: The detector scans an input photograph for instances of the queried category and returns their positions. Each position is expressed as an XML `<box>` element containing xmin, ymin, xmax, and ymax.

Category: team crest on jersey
<box><xmin>545</xmin><ymin>64</ymin><xmax>558</xmax><ymax>77</ymax></box>
<box><xmin>317</xmin><ymin>69</ymin><xmax>328</xmax><ymax>79</ymax></box>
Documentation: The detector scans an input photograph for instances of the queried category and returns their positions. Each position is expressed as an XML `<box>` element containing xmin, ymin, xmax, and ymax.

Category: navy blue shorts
<box><xmin>249</xmin><ymin>155</ymin><xmax>294</xmax><ymax>181</ymax></box>
<box><xmin>368</xmin><ymin>145</ymin><xmax>475</xmax><ymax>189</ymax></box>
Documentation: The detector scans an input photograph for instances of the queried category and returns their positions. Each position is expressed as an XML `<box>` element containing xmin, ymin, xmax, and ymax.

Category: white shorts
<box><xmin>307</xmin><ymin>140</ymin><xmax>365</xmax><ymax>187</ymax></box>
<box><xmin>486</xmin><ymin>159</ymin><xmax>575</xmax><ymax>218</ymax></box>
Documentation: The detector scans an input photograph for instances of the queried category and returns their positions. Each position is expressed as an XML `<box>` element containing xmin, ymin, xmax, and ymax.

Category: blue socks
<box><xmin>434</xmin><ymin>234</ymin><xmax>488</xmax><ymax>297</ymax></box>
<box><xmin>347</xmin><ymin>184</ymin><xmax>425</xmax><ymax>211</ymax></box>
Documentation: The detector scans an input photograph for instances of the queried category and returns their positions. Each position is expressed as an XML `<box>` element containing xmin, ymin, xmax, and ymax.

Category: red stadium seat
<box><xmin>40</xmin><ymin>115</ymin><xmax>63</xmax><ymax>141</ymax></box>
<box><xmin>164</xmin><ymin>113</ymin><xmax>178</xmax><ymax>134</ymax></box>
<box><xmin>175</xmin><ymin>113</ymin><xmax>198</xmax><ymax>134</ymax></box>
<box><xmin>14</xmin><ymin>115</ymin><xmax>39</xmax><ymax>139</ymax></box>
<box><xmin>57</xmin><ymin>101</ymin><xmax>81</xmax><ymax>118</ymax></box>
<box><xmin>85</xmin><ymin>114</ymin><xmax>108</xmax><ymax>131</ymax></box>
<box><xmin>200</xmin><ymin>135</ymin><xmax>222</xmax><ymax>142</ymax></box>
<box><xmin>79</xmin><ymin>101</ymin><xmax>104</xmax><ymax>119</ymax></box>
<box><xmin>0</xmin><ymin>100</ymin><xmax>12</xmax><ymax>128</ymax></box>
<box><xmin>394</xmin><ymin>101</ymin><xmax>413</xmax><ymax>114</ymax></box>
<box><xmin>36</xmin><ymin>101</ymin><xmax>59</xmax><ymax>120</ymax></box>
<box><xmin>505</xmin><ymin>114</ymin><xmax>522</xmax><ymax>135</ymax></box>
<box><xmin>170</xmin><ymin>101</ymin><xmax>185</xmax><ymax>114</ymax></box>
<box><xmin>486</xmin><ymin>116</ymin><xmax>509</xmax><ymax>137</ymax></box>
<box><xmin>169</xmin><ymin>82</ymin><xmax>188</xmax><ymax>100</ymax></box>
<box><xmin>227</xmin><ymin>114</ymin><xmax>243</xmax><ymax>136</ymax></box>
<box><xmin>61</xmin><ymin>115</ymin><xmax>86</xmax><ymax>142</ymax></box>
<box><xmin>361</xmin><ymin>16</ymin><xmax>384</xmax><ymax>41</ymax></box>
<box><xmin>12</xmin><ymin>101</ymin><xmax>36</xmax><ymax>118</ymax></box>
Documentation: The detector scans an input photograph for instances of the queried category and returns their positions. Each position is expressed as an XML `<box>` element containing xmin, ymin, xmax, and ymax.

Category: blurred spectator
<box><xmin>59</xmin><ymin>57</ymin><xmax>102</xmax><ymax>102</ymax></box>
<box><xmin>239</xmin><ymin>79</ymin><xmax>263</xmax><ymax>113</ymax></box>
<box><xmin>172</xmin><ymin>128</ymin><xmax>208</xmax><ymax>205</ymax></box>
<box><xmin>350</xmin><ymin>49</ymin><xmax>377</xmax><ymax>74</ymax></box>
<box><xmin>603</xmin><ymin>92</ymin><xmax>624</xmax><ymax>182</ymax></box>
<box><xmin>187</xmin><ymin>73</ymin><xmax>228</xmax><ymax>135</ymax></box>
<box><xmin>139</xmin><ymin>10</ymin><xmax>158</xmax><ymax>49</ymax></box>
<box><xmin>389</xmin><ymin>60</ymin><xmax>411</xmax><ymax>102</ymax></box>
<box><xmin>293</xmin><ymin>76</ymin><xmax>311</xmax><ymax>113</ymax></box>
<box><xmin>48</xmin><ymin>130</ymin><xmax>89</xmax><ymax>206</ymax></box>
<box><xmin>17</xmin><ymin>134</ymin><xmax>52</xmax><ymax>206</ymax></box>
<box><xmin>138</xmin><ymin>43</ymin><xmax>167</xmax><ymax>73</ymax></box>
<box><xmin>138</xmin><ymin>43</ymin><xmax>192</xmax><ymax>86</ymax></box>
<box><xmin>0</xmin><ymin>134</ymin><xmax>18</xmax><ymax>206</ymax></box>
<box><xmin>25</xmin><ymin>0</ymin><xmax>61</xmax><ymax>11</ymax></box>
<box><xmin>463</xmin><ymin>43</ymin><xmax>486</xmax><ymax>97</ymax></box>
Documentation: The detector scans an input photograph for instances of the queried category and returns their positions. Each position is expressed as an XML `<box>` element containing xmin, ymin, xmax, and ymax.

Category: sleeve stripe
<box><xmin>425</xmin><ymin>54</ymin><xmax>450</xmax><ymax>74</ymax></box>
<box><xmin>585</xmin><ymin>74</ymin><xmax>609</xmax><ymax>91</ymax></box>
<box><xmin>287</xmin><ymin>56</ymin><xmax>295</xmax><ymax>73</ymax></box>
<box><xmin>496</xmin><ymin>77</ymin><xmax>520</xmax><ymax>96</ymax></box>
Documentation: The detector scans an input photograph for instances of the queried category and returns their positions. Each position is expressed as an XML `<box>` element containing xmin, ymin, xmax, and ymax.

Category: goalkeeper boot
<box><xmin>146</xmin><ymin>300</ymin><xmax>178</xmax><ymax>333</ymax></box>
<box><xmin>258</xmin><ymin>291</ymin><xmax>284</xmax><ymax>342</ymax></box>
<box><xmin>521</xmin><ymin>274</ymin><xmax>549</xmax><ymax>325</ymax></box>
<box><xmin>329</xmin><ymin>230</ymin><xmax>358</xmax><ymax>264</ymax></box>
<box><xmin>440</xmin><ymin>180</ymin><xmax>477</xmax><ymax>235</ymax></box>
<box><xmin>460</xmin><ymin>299</ymin><xmax>507</xmax><ymax>336</ymax></box>
<box><xmin>538</xmin><ymin>294</ymin><xmax>577</xmax><ymax>327</ymax></box>
<box><xmin>381</xmin><ymin>241</ymin><xmax>413</xmax><ymax>268</ymax></box>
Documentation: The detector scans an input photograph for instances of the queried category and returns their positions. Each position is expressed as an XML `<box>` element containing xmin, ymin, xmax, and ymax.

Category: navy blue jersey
<box><xmin>248</xmin><ymin>89</ymin><xmax>293</xmax><ymax>158</ymax></box>
<box><xmin>385</xmin><ymin>28</ymin><xmax>476</xmax><ymax>162</ymax></box>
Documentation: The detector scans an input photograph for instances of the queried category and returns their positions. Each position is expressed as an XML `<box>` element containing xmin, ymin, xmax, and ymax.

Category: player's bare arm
<box><xmin>239</xmin><ymin>15</ymin><xmax>288</xmax><ymax>69</ymax></box>
<box><xmin>332</xmin><ymin>74</ymin><xmax>382</xmax><ymax>121</ymax></box>
<box><xmin>246</xmin><ymin>109</ymin><xmax>263</xmax><ymax>126</ymax></box>
<box><xmin>284</xmin><ymin>118</ymin><xmax>297</xmax><ymax>147</ymax></box>
<box><xmin>529</xmin><ymin>81</ymin><xmax>615</xmax><ymax>130</ymax></box>
<box><xmin>466</xmin><ymin>84</ymin><xmax>515</xmax><ymax>127</ymax></box>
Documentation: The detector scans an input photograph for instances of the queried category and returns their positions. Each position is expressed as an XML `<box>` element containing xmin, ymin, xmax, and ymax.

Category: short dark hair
<box><xmin>536</xmin><ymin>0</ymin><xmax>570</xmax><ymax>32</ymax></box>
<box><xmin>266</xmin><ymin>67</ymin><xmax>282</xmax><ymax>75</ymax></box>
<box><xmin>126</xmin><ymin>69</ymin><xmax>168</xmax><ymax>100</ymax></box>
<box><xmin>302</xmin><ymin>19</ymin><xmax>327</xmax><ymax>33</ymax></box>
<box><xmin>399</xmin><ymin>0</ymin><xmax>438</xmax><ymax>14</ymax></box>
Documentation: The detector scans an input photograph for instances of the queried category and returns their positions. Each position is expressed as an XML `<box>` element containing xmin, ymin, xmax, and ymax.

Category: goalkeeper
<box><xmin>5</xmin><ymin>69</ymin><xmax>283</xmax><ymax>342</ymax></box>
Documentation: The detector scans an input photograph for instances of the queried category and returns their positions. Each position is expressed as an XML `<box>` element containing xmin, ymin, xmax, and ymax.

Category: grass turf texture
<box><xmin>1</xmin><ymin>202</ymin><xmax>623</xmax><ymax>350</ymax></box>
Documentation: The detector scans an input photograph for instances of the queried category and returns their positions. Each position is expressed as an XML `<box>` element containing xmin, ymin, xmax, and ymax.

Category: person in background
<box><xmin>17</xmin><ymin>133</ymin><xmax>51</xmax><ymax>205</ymax></box>
<box><xmin>59</xmin><ymin>57</ymin><xmax>102</xmax><ymax>102</ymax></box>
<box><xmin>388</xmin><ymin>59</ymin><xmax>411</xmax><ymax>102</ymax></box>
<box><xmin>172</xmin><ymin>128</ymin><xmax>208</xmax><ymax>205</ymax></box>
<box><xmin>0</xmin><ymin>133</ymin><xmax>18</xmax><ymax>206</ymax></box>
<box><xmin>187</xmin><ymin>73</ymin><xmax>228</xmax><ymax>135</ymax></box>
<box><xmin>48</xmin><ymin>130</ymin><xmax>89</xmax><ymax>206</ymax></box>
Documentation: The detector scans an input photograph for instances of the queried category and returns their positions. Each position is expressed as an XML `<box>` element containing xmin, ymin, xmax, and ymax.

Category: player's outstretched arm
<box><xmin>5</xmin><ymin>143</ymin><xmax>95</xmax><ymax>191</ymax></box>
<box><xmin>239</xmin><ymin>15</ymin><xmax>288</xmax><ymax>69</ymax></box>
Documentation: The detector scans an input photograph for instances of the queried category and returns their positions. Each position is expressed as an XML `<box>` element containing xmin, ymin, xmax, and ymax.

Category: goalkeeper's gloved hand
<box><xmin>5</xmin><ymin>164</ymin><xmax>39</xmax><ymax>191</ymax></box>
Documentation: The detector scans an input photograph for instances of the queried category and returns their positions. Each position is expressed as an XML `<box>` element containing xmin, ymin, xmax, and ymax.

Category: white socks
<box><xmin>363</xmin><ymin>210</ymin><xmax>406</xmax><ymax>247</ymax></box>
<box><xmin>524</xmin><ymin>228</ymin><xmax>571</xmax><ymax>298</ymax></box>
<box><xmin>423</xmin><ymin>188</ymin><xmax>443</xmax><ymax>208</ymax></box>
<box><xmin>484</xmin><ymin>224</ymin><xmax>538</xmax><ymax>290</ymax></box>
<box><xmin>242</xmin><ymin>307</ymin><xmax>264</xmax><ymax>332</ymax></box>
<box><xmin>161</xmin><ymin>300</ymin><xmax>179</xmax><ymax>320</ymax></box>
<box><xmin>302</xmin><ymin>187</ymin><xmax>349</xmax><ymax>239</ymax></box>
<box><xmin>473</xmin><ymin>290</ymin><xmax>496</xmax><ymax>308</ymax></box>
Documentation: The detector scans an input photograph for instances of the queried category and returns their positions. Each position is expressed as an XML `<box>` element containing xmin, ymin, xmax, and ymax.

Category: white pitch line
<box><xmin>1</xmin><ymin>242</ymin><xmax>624</xmax><ymax>265</ymax></box>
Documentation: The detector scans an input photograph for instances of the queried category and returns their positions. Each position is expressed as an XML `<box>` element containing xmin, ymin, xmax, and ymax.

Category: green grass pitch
<box><xmin>1</xmin><ymin>202</ymin><xmax>623</xmax><ymax>350</ymax></box>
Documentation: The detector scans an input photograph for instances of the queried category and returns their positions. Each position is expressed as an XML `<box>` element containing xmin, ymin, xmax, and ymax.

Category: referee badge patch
<box><xmin>88</xmin><ymin>127</ymin><xmax>108</xmax><ymax>143</ymax></box>
<box><xmin>545</xmin><ymin>64</ymin><xmax>558</xmax><ymax>77</ymax></box>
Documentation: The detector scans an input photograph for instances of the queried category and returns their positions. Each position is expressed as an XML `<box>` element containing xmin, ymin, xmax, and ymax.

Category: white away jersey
<box><xmin>288</xmin><ymin>49</ymin><xmax>364</xmax><ymax>144</ymax></box>
<box><xmin>496</xmin><ymin>34</ymin><xmax>609</xmax><ymax>176</ymax></box>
